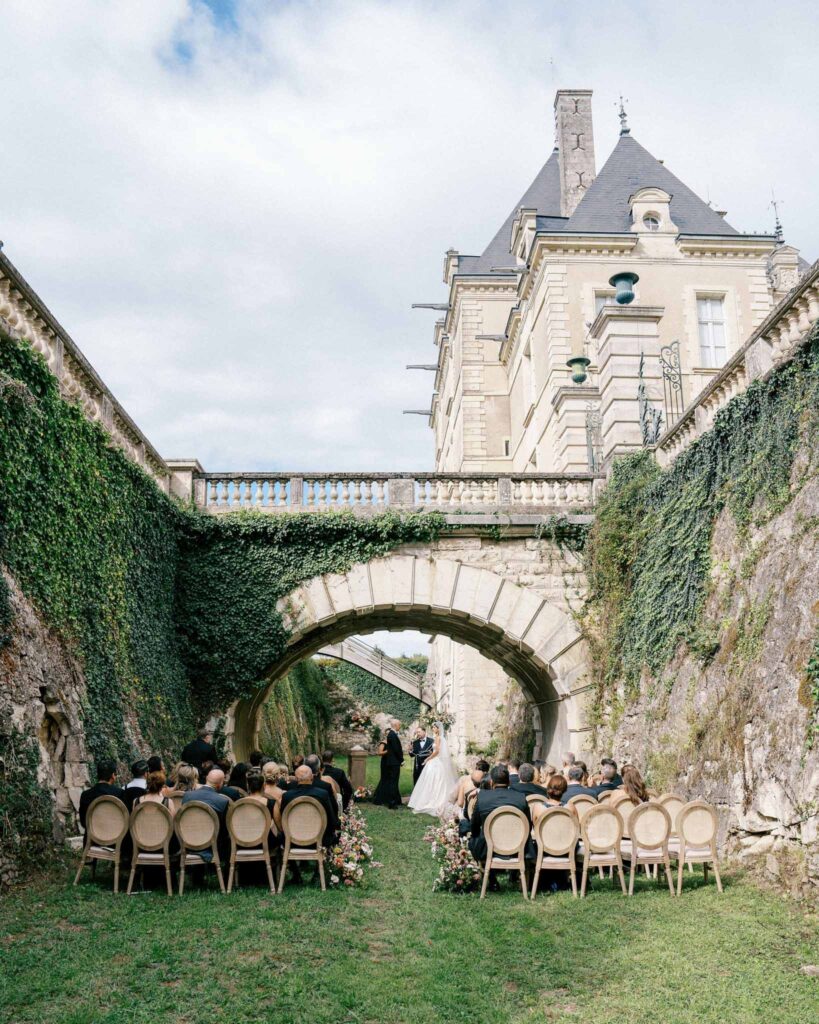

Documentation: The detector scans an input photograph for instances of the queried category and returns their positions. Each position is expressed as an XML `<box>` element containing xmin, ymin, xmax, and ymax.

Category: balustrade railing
<box><xmin>195</xmin><ymin>471</ymin><xmax>600</xmax><ymax>514</ymax></box>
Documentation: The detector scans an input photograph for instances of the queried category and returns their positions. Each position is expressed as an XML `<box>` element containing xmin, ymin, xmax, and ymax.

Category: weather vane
<box><xmin>616</xmin><ymin>94</ymin><xmax>630</xmax><ymax>135</ymax></box>
<box><xmin>769</xmin><ymin>189</ymin><xmax>784</xmax><ymax>243</ymax></box>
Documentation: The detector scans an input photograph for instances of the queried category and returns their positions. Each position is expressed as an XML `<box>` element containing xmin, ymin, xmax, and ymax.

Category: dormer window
<box><xmin>629</xmin><ymin>187</ymin><xmax>677</xmax><ymax>235</ymax></box>
<box><xmin>643</xmin><ymin>214</ymin><xmax>660</xmax><ymax>232</ymax></box>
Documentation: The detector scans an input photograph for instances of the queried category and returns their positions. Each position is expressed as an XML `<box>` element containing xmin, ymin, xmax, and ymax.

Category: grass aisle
<box><xmin>1</xmin><ymin>765</ymin><xmax>817</xmax><ymax>1024</ymax></box>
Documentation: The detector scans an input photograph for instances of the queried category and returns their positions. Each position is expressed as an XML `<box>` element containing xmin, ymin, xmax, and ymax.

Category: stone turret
<box><xmin>554</xmin><ymin>89</ymin><xmax>596</xmax><ymax>218</ymax></box>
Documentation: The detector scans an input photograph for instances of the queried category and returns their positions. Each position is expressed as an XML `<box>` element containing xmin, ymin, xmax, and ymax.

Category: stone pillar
<box><xmin>554</xmin><ymin>89</ymin><xmax>596</xmax><ymax>218</ymax></box>
<box><xmin>551</xmin><ymin>385</ymin><xmax>600</xmax><ymax>472</ymax></box>
<box><xmin>348</xmin><ymin>745</ymin><xmax>368</xmax><ymax>790</ymax></box>
<box><xmin>590</xmin><ymin>305</ymin><xmax>665</xmax><ymax>463</ymax></box>
<box><xmin>166</xmin><ymin>459</ymin><xmax>204</xmax><ymax>504</ymax></box>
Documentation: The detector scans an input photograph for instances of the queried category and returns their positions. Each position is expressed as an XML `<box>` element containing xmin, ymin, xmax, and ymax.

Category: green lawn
<box><xmin>1</xmin><ymin>764</ymin><xmax>817</xmax><ymax>1024</ymax></box>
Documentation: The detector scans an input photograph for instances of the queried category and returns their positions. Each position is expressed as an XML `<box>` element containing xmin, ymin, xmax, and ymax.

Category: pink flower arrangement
<box><xmin>353</xmin><ymin>786</ymin><xmax>373</xmax><ymax>800</ymax></box>
<box><xmin>423</xmin><ymin>821</ymin><xmax>483</xmax><ymax>893</ymax></box>
<box><xmin>326</xmin><ymin>806</ymin><xmax>379</xmax><ymax>888</ymax></box>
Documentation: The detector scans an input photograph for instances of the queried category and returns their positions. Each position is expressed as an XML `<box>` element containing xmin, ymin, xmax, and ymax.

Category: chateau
<box><xmin>424</xmin><ymin>88</ymin><xmax>807</xmax><ymax>760</ymax></box>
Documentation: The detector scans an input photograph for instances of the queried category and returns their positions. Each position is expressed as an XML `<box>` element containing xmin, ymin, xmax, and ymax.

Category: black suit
<box><xmin>511</xmin><ymin>780</ymin><xmax>549</xmax><ymax>798</ymax></box>
<box><xmin>374</xmin><ymin>730</ymin><xmax>404</xmax><ymax>808</ymax></box>
<box><xmin>560</xmin><ymin>783</ymin><xmax>599</xmax><ymax>805</ymax></box>
<box><xmin>469</xmin><ymin>787</ymin><xmax>533</xmax><ymax>863</ymax></box>
<box><xmin>280</xmin><ymin>785</ymin><xmax>339</xmax><ymax>848</ymax></box>
<box><xmin>78</xmin><ymin>782</ymin><xmax>127</xmax><ymax>830</ymax></box>
<box><xmin>323</xmin><ymin>763</ymin><xmax>353</xmax><ymax>809</ymax></box>
<box><xmin>410</xmin><ymin>737</ymin><xmax>434</xmax><ymax>784</ymax></box>
<box><xmin>180</xmin><ymin>737</ymin><xmax>218</xmax><ymax>768</ymax></box>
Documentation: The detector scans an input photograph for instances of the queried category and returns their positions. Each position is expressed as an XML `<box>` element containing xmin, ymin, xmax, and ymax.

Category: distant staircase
<box><xmin>316</xmin><ymin>636</ymin><xmax>429</xmax><ymax>705</ymax></box>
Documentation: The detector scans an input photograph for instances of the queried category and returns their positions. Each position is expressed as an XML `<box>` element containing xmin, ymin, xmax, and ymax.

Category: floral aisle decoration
<box><xmin>423</xmin><ymin>819</ymin><xmax>483</xmax><ymax>893</ymax></box>
<box><xmin>326</xmin><ymin>806</ymin><xmax>381</xmax><ymax>887</ymax></box>
<box><xmin>353</xmin><ymin>785</ymin><xmax>373</xmax><ymax>801</ymax></box>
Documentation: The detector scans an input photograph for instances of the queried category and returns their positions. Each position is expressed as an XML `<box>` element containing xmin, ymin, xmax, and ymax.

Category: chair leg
<box><xmin>569</xmin><ymin>864</ymin><xmax>578</xmax><ymax>898</ymax></box>
<box><xmin>663</xmin><ymin>854</ymin><xmax>675</xmax><ymax>895</ymax></box>
<box><xmin>677</xmin><ymin>855</ymin><xmax>685</xmax><ymax>895</ymax></box>
<box><xmin>278</xmin><ymin>843</ymin><xmax>290</xmax><ymax>893</ymax></box>
<box><xmin>227</xmin><ymin>856</ymin><xmax>236</xmax><ymax>894</ymax></box>
<box><xmin>126</xmin><ymin>859</ymin><xmax>137</xmax><ymax>896</ymax></box>
<box><xmin>164</xmin><ymin>853</ymin><xmax>173</xmax><ymax>897</ymax></box>
<box><xmin>317</xmin><ymin>856</ymin><xmax>326</xmax><ymax>892</ymax></box>
<box><xmin>265</xmin><ymin>854</ymin><xmax>276</xmax><ymax>894</ymax></box>
<box><xmin>214</xmin><ymin>857</ymin><xmax>226</xmax><ymax>894</ymax></box>
<box><xmin>711</xmin><ymin>854</ymin><xmax>723</xmax><ymax>893</ymax></box>
<box><xmin>113</xmin><ymin>858</ymin><xmax>120</xmax><ymax>895</ymax></box>
<box><xmin>519</xmin><ymin>862</ymin><xmax>528</xmax><ymax>900</ymax></box>
<box><xmin>480</xmin><ymin>861</ymin><xmax>491</xmax><ymax>899</ymax></box>
<box><xmin>616</xmin><ymin>855</ymin><xmax>627</xmax><ymax>894</ymax></box>
<box><xmin>73</xmin><ymin>847</ymin><xmax>88</xmax><ymax>886</ymax></box>
<box><xmin>179</xmin><ymin>858</ymin><xmax>186</xmax><ymax>896</ymax></box>
<box><xmin>703</xmin><ymin>862</ymin><xmax>709</xmax><ymax>884</ymax></box>
<box><xmin>580</xmin><ymin>856</ymin><xmax>589</xmax><ymax>897</ymax></box>
<box><xmin>531</xmin><ymin>861</ymin><xmax>541</xmax><ymax>901</ymax></box>
<box><xmin>628</xmin><ymin>859</ymin><xmax>636</xmax><ymax>896</ymax></box>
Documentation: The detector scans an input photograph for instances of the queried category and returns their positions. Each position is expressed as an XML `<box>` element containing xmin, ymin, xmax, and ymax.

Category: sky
<box><xmin>3</xmin><ymin>0</ymin><xmax>818</xmax><ymax>655</ymax></box>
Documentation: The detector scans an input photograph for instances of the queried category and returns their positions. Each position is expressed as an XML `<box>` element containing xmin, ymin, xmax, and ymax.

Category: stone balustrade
<box><xmin>657</xmin><ymin>258</ymin><xmax>819</xmax><ymax>465</ymax></box>
<box><xmin>0</xmin><ymin>251</ymin><xmax>168</xmax><ymax>484</ymax></box>
<box><xmin>195</xmin><ymin>471</ymin><xmax>601</xmax><ymax>514</ymax></box>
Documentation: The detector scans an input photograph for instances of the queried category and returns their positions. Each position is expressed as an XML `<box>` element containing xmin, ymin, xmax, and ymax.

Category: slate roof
<box><xmin>566</xmin><ymin>133</ymin><xmax>739</xmax><ymax>236</ymax></box>
<box><xmin>458</xmin><ymin>133</ymin><xmax>748</xmax><ymax>277</ymax></box>
<box><xmin>457</xmin><ymin>149</ymin><xmax>564</xmax><ymax>275</ymax></box>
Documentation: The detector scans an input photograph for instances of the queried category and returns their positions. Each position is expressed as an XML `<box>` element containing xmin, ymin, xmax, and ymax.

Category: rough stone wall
<box><xmin>1</xmin><ymin>572</ymin><xmax>90</xmax><ymax>840</ymax></box>
<box><xmin>596</xmin><ymin>471</ymin><xmax>819</xmax><ymax>893</ymax></box>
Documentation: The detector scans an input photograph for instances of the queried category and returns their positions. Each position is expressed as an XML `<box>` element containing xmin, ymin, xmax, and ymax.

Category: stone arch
<box><xmin>229</xmin><ymin>556</ymin><xmax>589</xmax><ymax>762</ymax></box>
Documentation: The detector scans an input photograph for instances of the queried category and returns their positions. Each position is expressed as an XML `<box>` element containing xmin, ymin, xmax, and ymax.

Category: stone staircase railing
<box><xmin>191</xmin><ymin>471</ymin><xmax>602</xmax><ymax>514</ymax></box>
<box><xmin>656</xmin><ymin>258</ymin><xmax>819</xmax><ymax>465</ymax></box>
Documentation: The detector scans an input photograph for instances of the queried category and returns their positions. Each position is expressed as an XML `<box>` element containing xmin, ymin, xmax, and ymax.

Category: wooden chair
<box><xmin>465</xmin><ymin>790</ymin><xmax>479</xmax><ymax>820</ymax></box>
<box><xmin>597</xmin><ymin>790</ymin><xmax>615</xmax><ymax>803</ymax></box>
<box><xmin>168</xmin><ymin>791</ymin><xmax>185</xmax><ymax>812</ymax></box>
<box><xmin>676</xmin><ymin>800</ymin><xmax>723</xmax><ymax>894</ymax></box>
<box><xmin>626</xmin><ymin>802</ymin><xmax>675</xmax><ymax>895</ymax></box>
<box><xmin>579</xmin><ymin>805</ymin><xmax>626</xmax><ymax>896</ymax></box>
<box><xmin>566</xmin><ymin>794</ymin><xmax>597</xmax><ymax>821</ymax></box>
<box><xmin>479</xmin><ymin>806</ymin><xmax>530</xmax><ymax>900</ymax></box>
<box><xmin>126</xmin><ymin>801</ymin><xmax>175</xmax><ymax>895</ymax></box>
<box><xmin>659</xmin><ymin>794</ymin><xmax>686</xmax><ymax>834</ymax></box>
<box><xmin>531</xmin><ymin>807</ymin><xmax>579</xmax><ymax>899</ymax></box>
<box><xmin>73</xmin><ymin>796</ymin><xmax>130</xmax><ymax>893</ymax></box>
<box><xmin>175</xmin><ymin>801</ymin><xmax>225</xmax><ymax>895</ymax></box>
<box><xmin>614</xmin><ymin>797</ymin><xmax>639</xmax><ymax>838</ymax></box>
<box><xmin>278</xmin><ymin>796</ymin><xmax>327</xmax><ymax>893</ymax></box>
<box><xmin>525</xmin><ymin>793</ymin><xmax>549</xmax><ymax>821</ymax></box>
<box><xmin>227</xmin><ymin>798</ymin><xmax>276</xmax><ymax>893</ymax></box>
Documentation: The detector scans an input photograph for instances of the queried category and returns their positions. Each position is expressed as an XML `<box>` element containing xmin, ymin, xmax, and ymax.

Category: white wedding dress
<box><xmin>408</xmin><ymin>726</ymin><xmax>460</xmax><ymax>819</ymax></box>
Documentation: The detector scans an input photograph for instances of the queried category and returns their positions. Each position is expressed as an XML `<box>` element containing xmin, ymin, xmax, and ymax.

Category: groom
<box><xmin>381</xmin><ymin>718</ymin><xmax>404</xmax><ymax>809</ymax></box>
<box><xmin>409</xmin><ymin>726</ymin><xmax>434</xmax><ymax>785</ymax></box>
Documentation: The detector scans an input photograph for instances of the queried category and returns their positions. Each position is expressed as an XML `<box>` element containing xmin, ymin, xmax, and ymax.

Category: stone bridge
<box><xmin>317</xmin><ymin>636</ymin><xmax>429</xmax><ymax>704</ymax></box>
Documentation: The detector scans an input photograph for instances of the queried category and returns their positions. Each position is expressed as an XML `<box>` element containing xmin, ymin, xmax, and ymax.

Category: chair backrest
<box><xmin>630</xmin><ymin>801</ymin><xmax>671</xmax><ymax>850</ymax></box>
<box><xmin>536</xmin><ymin>807</ymin><xmax>579</xmax><ymax>856</ymax></box>
<box><xmin>526</xmin><ymin>794</ymin><xmax>549</xmax><ymax>809</ymax></box>
<box><xmin>658</xmin><ymin>794</ymin><xmax>686</xmax><ymax>834</ymax></box>
<box><xmin>484</xmin><ymin>806</ymin><xmax>529</xmax><ymax>857</ymax></box>
<box><xmin>86</xmin><ymin>796</ymin><xmax>130</xmax><ymax>847</ymax></box>
<box><xmin>168</xmin><ymin>790</ymin><xmax>185</xmax><ymax>808</ymax></box>
<box><xmin>615</xmin><ymin>797</ymin><xmax>639</xmax><ymax>837</ymax></box>
<box><xmin>175</xmin><ymin>800</ymin><xmax>219</xmax><ymax>851</ymax></box>
<box><xmin>282</xmin><ymin>796</ymin><xmax>327</xmax><ymax>847</ymax></box>
<box><xmin>597</xmin><ymin>790</ymin><xmax>615</xmax><ymax>803</ymax></box>
<box><xmin>228</xmin><ymin>798</ymin><xmax>271</xmax><ymax>848</ymax></box>
<box><xmin>465</xmin><ymin>790</ymin><xmax>479</xmax><ymax>818</ymax></box>
<box><xmin>678</xmin><ymin>800</ymin><xmax>718</xmax><ymax>848</ymax></box>
<box><xmin>130</xmin><ymin>801</ymin><xmax>173</xmax><ymax>851</ymax></box>
<box><xmin>581</xmin><ymin>805</ymin><xmax>624</xmax><ymax>853</ymax></box>
<box><xmin>566</xmin><ymin>794</ymin><xmax>597</xmax><ymax>820</ymax></box>
<box><xmin>232</xmin><ymin>787</ymin><xmax>248</xmax><ymax>797</ymax></box>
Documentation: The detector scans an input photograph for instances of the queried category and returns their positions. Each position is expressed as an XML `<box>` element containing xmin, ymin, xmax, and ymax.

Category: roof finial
<box><xmin>617</xmin><ymin>94</ymin><xmax>630</xmax><ymax>135</ymax></box>
<box><xmin>769</xmin><ymin>189</ymin><xmax>784</xmax><ymax>243</ymax></box>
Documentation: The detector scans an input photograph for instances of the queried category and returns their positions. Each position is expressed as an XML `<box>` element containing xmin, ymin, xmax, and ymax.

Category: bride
<box><xmin>408</xmin><ymin>721</ymin><xmax>459</xmax><ymax>819</ymax></box>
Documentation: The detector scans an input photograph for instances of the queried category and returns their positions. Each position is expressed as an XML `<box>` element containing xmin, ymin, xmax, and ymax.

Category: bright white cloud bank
<box><xmin>2</xmin><ymin>0</ymin><xmax>817</xmax><ymax>473</ymax></box>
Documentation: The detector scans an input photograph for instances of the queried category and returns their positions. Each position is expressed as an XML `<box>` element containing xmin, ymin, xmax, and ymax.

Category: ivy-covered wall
<box><xmin>257</xmin><ymin>659</ymin><xmax>333</xmax><ymax>764</ymax></box>
<box><xmin>317</xmin><ymin>657</ymin><xmax>425</xmax><ymax>726</ymax></box>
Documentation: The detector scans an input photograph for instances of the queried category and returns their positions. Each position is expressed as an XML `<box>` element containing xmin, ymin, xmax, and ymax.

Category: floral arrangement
<box><xmin>419</xmin><ymin>708</ymin><xmax>456</xmax><ymax>732</ymax></box>
<box><xmin>326</xmin><ymin>806</ymin><xmax>381</xmax><ymax>887</ymax></box>
<box><xmin>423</xmin><ymin>820</ymin><xmax>483</xmax><ymax>893</ymax></box>
<box><xmin>343</xmin><ymin>708</ymin><xmax>375</xmax><ymax>731</ymax></box>
<box><xmin>353</xmin><ymin>785</ymin><xmax>373</xmax><ymax>801</ymax></box>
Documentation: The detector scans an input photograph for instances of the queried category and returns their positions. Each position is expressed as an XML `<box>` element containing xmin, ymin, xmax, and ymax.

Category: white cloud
<box><xmin>1</xmin><ymin>0</ymin><xmax>817</xmax><ymax>474</ymax></box>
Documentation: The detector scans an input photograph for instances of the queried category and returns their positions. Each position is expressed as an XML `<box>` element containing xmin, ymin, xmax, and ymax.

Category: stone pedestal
<box><xmin>591</xmin><ymin>305</ymin><xmax>664</xmax><ymax>463</ymax></box>
<box><xmin>348</xmin><ymin>745</ymin><xmax>368</xmax><ymax>790</ymax></box>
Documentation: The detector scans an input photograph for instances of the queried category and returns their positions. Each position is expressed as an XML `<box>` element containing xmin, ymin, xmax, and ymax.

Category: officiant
<box><xmin>409</xmin><ymin>726</ymin><xmax>434</xmax><ymax>784</ymax></box>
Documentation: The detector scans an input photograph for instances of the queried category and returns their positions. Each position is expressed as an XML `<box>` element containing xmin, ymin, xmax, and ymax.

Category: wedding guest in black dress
<box><xmin>373</xmin><ymin>719</ymin><xmax>404</xmax><ymax>809</ymax></box>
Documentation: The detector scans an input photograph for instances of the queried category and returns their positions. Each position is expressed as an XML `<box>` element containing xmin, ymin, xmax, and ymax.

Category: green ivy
<box><xmin>805</xmin><ymin>642</ymin><xmax>819</xmax><ymax>751</ymax></box>
<box><xmin>317</xmin><ymin>658</ymin><xmax>424</xmax><ymax>725</ymax></box>
<box><xmin>0</xmin><ymin>729</ymin><xmax>54</xmax><ymax>862</ymax></box>
<box><xmin>583</xmin><ymin>322</ymin><xmax>819</xmax><ymax>716</ymax></box>
<box><xmin>257</xmin><ymin>660</ymin><xmax>333</xmax><ymax>763</ymax></box>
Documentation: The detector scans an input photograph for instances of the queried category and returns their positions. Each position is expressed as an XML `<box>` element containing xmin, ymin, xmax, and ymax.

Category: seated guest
<box><xmin>560</xmin><ymin>764</ymin><xmax>599</xmax><ymax>804</ymax></box>
<box><xmin>198</xmin><ymin>759</ymin><xmax>215</xmax><ymax>784</ymax></box>
<box><xmin>622</xmin><ymin>764</ymin><xmax>649</xmax><ymax>803</ymax></box>
<box><xmin>545</xmin><ymin>774</ymin><xmax>568</xmax><ymax>806</ymax></box>
<box><xmin>78</xmin><ymin>759</ymin><xmax>126</xmax><ymax>831</ymax></box>
<box><xmin>292</xmin><ymin>754</ymin><xmax>305</xmax><ymax>774</ymax></box>
<box><xmin>595</xmin><ymin>758</ymin><xmax>623</xmax><ymax>792</ymax></box>
<box><xmin>507</xmin><ymin>760</ymin><xmax>521</xmax><ymax>786</ymax></box>
<box><xmin>511</xmin><ymin>763</ymin><xmax>549</xmax><ymax>798</ymax></box>
<box><xmin>561</xmin><ymin>751</ymin><xmax>576</xmax><ymax>779</ymax></box>
<box><xmin>262</xmin><ymin>762</ymin><xmax>287</xmax><ymax>805</ymax></box>
<box><xmin>182</xmin><ymin>767</ymin><xmax>231</xmax><ymax>861</ymax></box>
<box><xmin>575</xmin><ymin>760</ymin><xmax>589</xmax><ymax>785</ymax></box>
<box><xmin>124</xmin><ymin>759</ymin><xmax>149</xmax><ymax>809</ymax></box>
<box><xmin>303</xmin><ymin>754</ymin><xmax>340</xmax><ymax>799</ymax></box>
<box><xmin>181</xmin><ymin>728</ymin><xmax>218</xmax><ymax>769</ymax></box>
<box><xmin>539</xmin><ymin>763</ymin><xmax>558</xmax><ymax>786</ymax></box>
<box><xmin>276</xmin><ymin>765</ymin><xmax>339</xmax><ymax>848</ymax></box>
<box><xmin>321</xmin><ymin>750</ymin><xmax>353</xmax><ymax>809</ymax></box>
<box><xmin>174</xmin><ymin>764</ymin><xmax>200</xmax><ymax>793</ymax></box>
<box><xmin>249</xmin><ymin>749</ymin><xmax>264</xmax><ymax>768</ymax></box>
<box><xmin>227</xmin><ymin>761</ymin><xmax>249</xmax><ymax>793</ymax></box>
<box><xmin>455</xmin><ymin>760</ymin><xmax>489</xmax><ymax>813</ymax></box>
<box><xmin>133</xmin><ymin>770</ymin><xmax>176</xmax><ymax>817</ymax></box>
<box><xmin>246</xmin><ymin>769</ymin><xmax>279</xmax><ymax>829</ymax></box>
<box><xmin>147</xmin><ymin>755</ymin><xmax>164</xmax><ymax>774</ymax></box>
<box><xmin>468</xmin><ymin>764</ymin><xmax>532</xmax><ymax>865</ymax></box>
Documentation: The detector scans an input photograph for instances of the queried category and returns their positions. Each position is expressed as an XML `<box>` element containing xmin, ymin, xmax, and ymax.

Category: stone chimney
<box><xmin>554</xmin><ymin>89</ymin><xmax>596</xmax><ymax>218</ymax></box>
